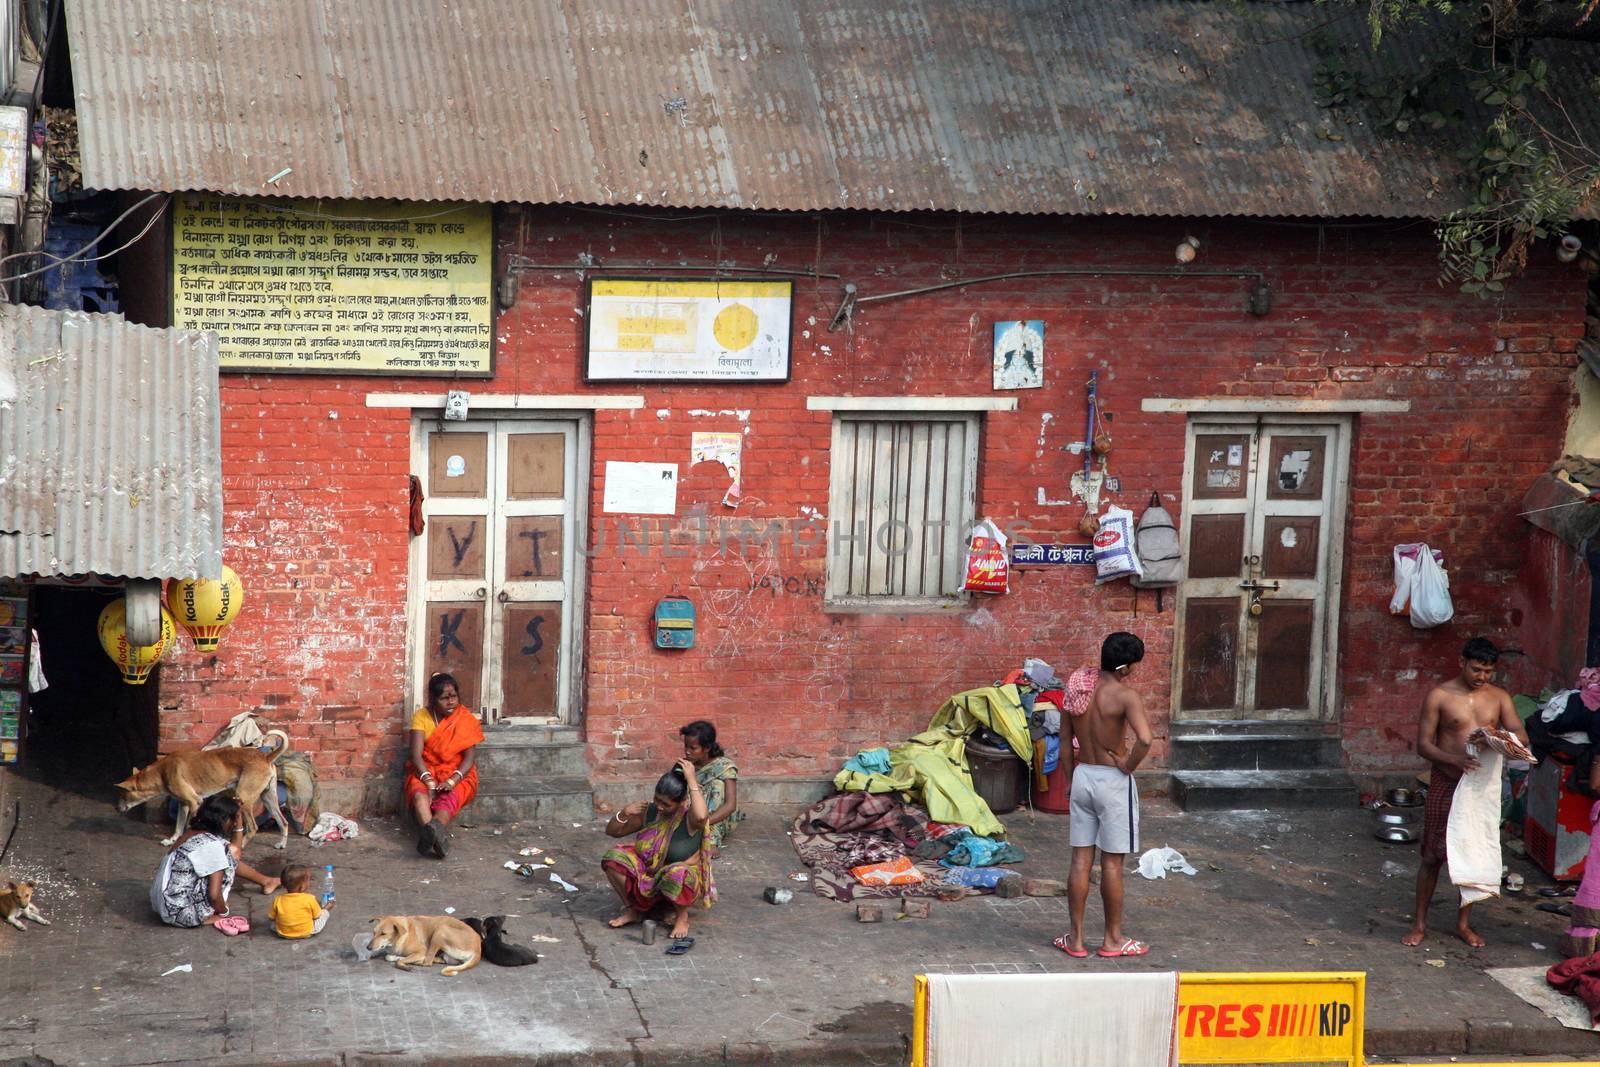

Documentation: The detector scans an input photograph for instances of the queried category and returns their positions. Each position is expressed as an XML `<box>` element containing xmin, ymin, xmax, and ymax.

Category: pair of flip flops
<box><xmin>1537</xmin><ymin>901</ymin><xmax>1573</xmax><ymax>917</ymax></box>
<box><xmin>1051</xmin><ymin>935</ymin><xmax>1148</xmax><ymax>958</ymax></box>
<box><xmin>665</xmin><ymin>936</ymin><xmax>695</xmax><ymax>956</ymax></box>
<box><xmin>214</xmin><ymin>915</ymin><xmax>250</xmax><ymax>936</ymax></box>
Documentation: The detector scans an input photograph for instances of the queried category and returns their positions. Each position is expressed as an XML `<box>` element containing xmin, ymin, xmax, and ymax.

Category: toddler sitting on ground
<box><xmin>268</xmin><ymin>865</ymin><xmax>333</xmax><ymax>939</ymax></box>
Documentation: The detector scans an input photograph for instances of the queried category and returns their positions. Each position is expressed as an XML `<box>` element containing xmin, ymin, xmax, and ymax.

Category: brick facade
<box><xmin>149</xmin><ymin>208</ymin><xmax>1586</xmax><ymax>805</ymax></box>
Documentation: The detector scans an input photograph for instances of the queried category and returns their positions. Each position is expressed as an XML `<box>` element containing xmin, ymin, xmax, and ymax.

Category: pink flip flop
<box><xmin>1052</xmin><ymin>935</ymin><xmax>1089</xmax><ymax>958</ymax></box>
<box><xmin>214</xmin><ymin>915</ymin><xmax>250</xmax><ymax>936</ymax></box>
<box><xmin>1097</xmin><ymin>937</ymin><xmax>1149</xmax><ymax>958</ymax></box>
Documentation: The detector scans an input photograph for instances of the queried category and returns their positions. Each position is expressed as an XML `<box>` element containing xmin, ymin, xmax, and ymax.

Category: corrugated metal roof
<box><xmin>0</xmin><ymin>304</ymin><xmax>223</xmax><ymax>580</ymax></box>
<box><xmin>64</xmin><ymin>0</ymin><xmax>1600</xmax><ymax>218</ymax></box>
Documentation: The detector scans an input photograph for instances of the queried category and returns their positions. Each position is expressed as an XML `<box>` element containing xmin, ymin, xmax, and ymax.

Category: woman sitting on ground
<box><xmin>680</xmin><ymin>720</ymin><xmax>744</xmax><ymax>856</ymax></box>
<box><xmin>151</xmin><ymin>794</ymin><xmax>280</xmax><ymax>931</ymax></box>
<box><xmin>405</xmin><ymin>672</ymin><xmax>483</xmax><ymax>859</ymax></box>
<box><xmin>601</xmin><ymin>759</ymin><xmax>716</xmax><ymax>941</ymax></box>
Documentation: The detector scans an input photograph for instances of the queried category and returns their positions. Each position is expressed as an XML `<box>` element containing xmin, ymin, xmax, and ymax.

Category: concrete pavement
<box><xmin>0</xmin><ymin>766</ymin><xmax>1596</xmax><ymax>1065</ymax></box>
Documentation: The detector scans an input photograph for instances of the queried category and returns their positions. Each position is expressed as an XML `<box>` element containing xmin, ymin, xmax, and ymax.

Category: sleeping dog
<box><xmin>365</xmin><ymin>915</ymin><xmax>482</xmax><ymax>976</ymax></box>
<box><xmin>462</xmin><ymin>915</ymin><xmax>539</xmax><ymax>966</ymax></box>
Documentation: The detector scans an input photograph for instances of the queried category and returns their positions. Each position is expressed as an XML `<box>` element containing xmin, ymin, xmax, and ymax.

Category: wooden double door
<box><xmin>410</xmin><ymin>418</ymin><xmax>581</xmax><ymax>724</ymax></box>
<box><xmin>1173</xmin><ymin>419</ymin><xmax>1351</xmax><ymax>721</ymax></box>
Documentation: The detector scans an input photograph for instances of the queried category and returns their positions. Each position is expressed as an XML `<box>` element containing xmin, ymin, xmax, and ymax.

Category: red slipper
<box><xmin>1051</xmin><ymin>935</ymin><xmax>1089</xmax><ymax>958</ymax></box>
<box><xmin>1097</xmin><ymin>937</ymin><xmax>1149</xmax><ymax>958</ymax></box>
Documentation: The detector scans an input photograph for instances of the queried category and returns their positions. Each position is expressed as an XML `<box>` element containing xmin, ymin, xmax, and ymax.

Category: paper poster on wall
<box><xmin>993</xmin><ymin>320</ymin><xmax>1044</xmax><ymax>390</ymax></box>
<box><xmin>585</xmin><ymin>278</ymin><xmax>793</xmax><ymax>382</ymax></box>
<box><xmin>603</xmin><ymin>461</ymin><xmax>679</xmax><ymax>515</ymax></box>
<box><xmin>690</xmin><ymin>431</ymin><xmax>743</xmax><ymax>507</ymax></box>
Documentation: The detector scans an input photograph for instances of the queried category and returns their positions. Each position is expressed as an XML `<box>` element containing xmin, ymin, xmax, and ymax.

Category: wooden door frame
<box><xmin>1171</xmin><ymin>414</ymin><xmax>1353</xmax><ymax>723</ymax></box>
<box><xmin>406</xmin><ymin>411</ymin><xmax>591</xmax><ymax>728</ymax></box>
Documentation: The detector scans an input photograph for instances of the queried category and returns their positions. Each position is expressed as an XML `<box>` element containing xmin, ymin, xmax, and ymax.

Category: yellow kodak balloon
<box><xmin>167</xmin><ymin>566</ymin><xmax>245</xmax><ymax>652</ymax></box>
<box><xmin>96</xmin><ymin>599</ymin><xmax>176</xmax><ymax>685</ymax></box>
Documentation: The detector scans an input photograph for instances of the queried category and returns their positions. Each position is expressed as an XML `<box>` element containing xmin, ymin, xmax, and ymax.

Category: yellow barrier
<box><xmin>911</xmin><ymin>969</ymin><xmax>1592</xmax><ymax>1067</ymax></box>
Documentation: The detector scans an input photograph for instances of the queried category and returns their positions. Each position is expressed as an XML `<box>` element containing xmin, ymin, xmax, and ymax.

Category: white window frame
<box><xmin>824</xmin><ymin>411</ymin><xmax>981</xmax><ymax>610</ymax></box>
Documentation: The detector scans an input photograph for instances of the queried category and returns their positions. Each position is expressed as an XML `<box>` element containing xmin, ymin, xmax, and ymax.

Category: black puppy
<box><xmin>462</xmin><ymin>915</ymin><xmax>540</xmax><ymax>967</ymax></box>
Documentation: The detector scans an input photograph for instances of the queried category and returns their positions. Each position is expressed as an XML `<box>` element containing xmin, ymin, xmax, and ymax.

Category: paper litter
<box><xmin>1137</xmin><ymin>847</ymin><xmax>1197</xmax><ymax>879</ymax></box>
<box><xmin>518</xmin><ymin>847</ymin><xmax>544</xmax><ymax>857</ymax></box>
<box><xmin>528</xmin><ymin>934</ymin><xmax>561</xmax><ymax>944</ymax></box>
<box><xmin>160</xmin><ymin>964</ymin><xmax>192</xmax><ymax>977</ymax></box>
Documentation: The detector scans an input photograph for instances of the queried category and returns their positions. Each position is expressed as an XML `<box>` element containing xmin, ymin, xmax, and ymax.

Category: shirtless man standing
<box><xmin>1402</xmin><ymin>637</ymin><xmax>1528</xmax><ymax>948</ymax></box>
<box><xmin>1054</xmin><ymin>631</ymin><xmax>1155</xmax><ymax>959</ymax></box>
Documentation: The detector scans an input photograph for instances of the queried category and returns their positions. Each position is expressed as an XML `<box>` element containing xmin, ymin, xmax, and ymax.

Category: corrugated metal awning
<box><xmin>0</xmin><ymin>305</ymin><xmax>223</xmax><ymax>580</ymax></box>
<box><xmin>62</xmin><ymin>0</ymin><xmax>1600</xmax><ymax>219</ymax></box>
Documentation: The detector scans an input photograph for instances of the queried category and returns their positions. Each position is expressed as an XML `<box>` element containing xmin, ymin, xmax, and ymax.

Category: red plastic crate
<box><xmin>1524</xmin><ymin>757</ymin><xmax>1593</xmax><ymax>882</ymax></box>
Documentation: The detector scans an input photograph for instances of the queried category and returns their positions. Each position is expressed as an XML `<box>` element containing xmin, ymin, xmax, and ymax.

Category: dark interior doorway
<box><xmin>27</xmin><ymin>586</ymin><xmax>159</xmax><ymax>787</ymax></box>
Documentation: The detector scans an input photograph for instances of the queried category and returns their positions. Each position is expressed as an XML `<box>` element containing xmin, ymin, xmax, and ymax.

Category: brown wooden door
<box><xmin>1174</xmin><ymin>421</ymin><xmax>1347</xmax><ymax>721</ymax></box>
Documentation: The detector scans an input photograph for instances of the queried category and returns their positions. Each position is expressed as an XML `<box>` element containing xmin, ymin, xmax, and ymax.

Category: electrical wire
<box><xmin>0</xmin><ymin>191</ymin><xmax>168</xmax><ymax>283</ymax></box>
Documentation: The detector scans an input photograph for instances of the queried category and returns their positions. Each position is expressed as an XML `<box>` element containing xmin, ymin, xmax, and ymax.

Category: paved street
<box><xmin>1</xmin><ymin>768</ymin><xmax>1596</xmax><ymax>1065</ymax></box>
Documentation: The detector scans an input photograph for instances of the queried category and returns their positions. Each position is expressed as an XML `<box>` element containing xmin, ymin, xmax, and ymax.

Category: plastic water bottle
<box><xmin>321</xmin><ymin>864</ymin><xmax>335</xmax><ymax>905</ymax></box>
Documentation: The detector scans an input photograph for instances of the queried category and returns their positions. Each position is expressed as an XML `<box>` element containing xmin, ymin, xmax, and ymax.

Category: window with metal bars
<box><xmin>825</xmin><ymin>414</ymin><xmax>979</xmax><ymax>604</ymax></box>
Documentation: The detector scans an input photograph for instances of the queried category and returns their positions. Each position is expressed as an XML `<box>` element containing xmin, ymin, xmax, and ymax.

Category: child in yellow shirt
<box><xmin>269</xmin><ymin>865</ymin><xmax>333</xmax><ymax>938</ymax></box>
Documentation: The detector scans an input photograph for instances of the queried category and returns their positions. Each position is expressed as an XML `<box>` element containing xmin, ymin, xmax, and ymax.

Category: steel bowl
<box><xmin>1375</xmin><ymin>826</ymin><xmax>1419</xmax><ymax>844</ymax></box>
<box><xmin>1374</xmin><ymin>810</ymin><xmax>1418</xmax><ymax>826</ymax></box>
<box><xmin>1387</xmin><ymin>787</ymin><xmax>1423</xmax><ymax>807</ymax></box>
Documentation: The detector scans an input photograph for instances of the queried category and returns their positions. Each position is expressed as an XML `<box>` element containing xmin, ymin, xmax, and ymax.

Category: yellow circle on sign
<box><xmin>712</xmin><ymin>304</ymin><xmax>760</xmax><ymax>351</ymax></box>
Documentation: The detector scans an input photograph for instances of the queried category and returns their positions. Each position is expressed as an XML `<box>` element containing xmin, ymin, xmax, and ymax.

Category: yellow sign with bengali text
<box><xmin>585</xmin><ymin>277</ymin><xmax>792</xmax><ymax>382</ymax></box>
<box><xmin>171</xmin><ymin>195</ymin><xmax>493</xmax><ymax>375</ymax></box>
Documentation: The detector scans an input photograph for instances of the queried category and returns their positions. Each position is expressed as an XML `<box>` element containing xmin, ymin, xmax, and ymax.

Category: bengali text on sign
<box><xmin>171</xmin><ymin>195</ymin><xmax>493</xmax><ymax>375</ymax></box>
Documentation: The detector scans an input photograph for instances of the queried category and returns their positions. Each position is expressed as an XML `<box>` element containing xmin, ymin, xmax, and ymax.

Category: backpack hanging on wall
<box><xmin>1130</xmin><ymin>494</ymin><xmax>1183</xmax><ymax>589</ymax></box>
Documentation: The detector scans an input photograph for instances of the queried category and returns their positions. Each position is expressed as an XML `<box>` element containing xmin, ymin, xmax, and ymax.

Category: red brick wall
<box><xmin>150</xmin><ymin>208</ymin><xmax>1585</xmax><ymax>799</ymax></box>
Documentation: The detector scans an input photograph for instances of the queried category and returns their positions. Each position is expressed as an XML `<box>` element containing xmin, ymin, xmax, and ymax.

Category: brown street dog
<box><xmin>114</xmin><ymin>730</ymin><xmax>292</xmax><ymax>849</ymax></box>
<box><xmin>0</xmin><ymin>881</ymin><xmax>50</xmax><ymax>930</ymax></box>
<box><xmin>365</xmin><ymin>915</ymin><xmax>482</xmax><ymax>976</ymax></box>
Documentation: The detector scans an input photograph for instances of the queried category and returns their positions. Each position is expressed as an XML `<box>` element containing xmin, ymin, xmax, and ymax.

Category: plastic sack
<box><xmin>1136</xmin><ymin>847</ymin><xmax>1197</xmax><ymax>880</ymax></box>
<box><xmin>1389</xmin><ymin>543</ymin><xmax>1443</xmax><ymax>616</ymax></box>
<box><xmin>963</xmin><ymin>519</ymin><xmax>1010</xmax><ymax>594</ymax></box>
<box><xmin>850</xmin><ymin>855</ymin><xmax>924</xmax><ymax>887</ymax></box>
<box><xmin>1130</xmin><ymin>499</ymin><xmax>1182</xmax><ymax>588</ymax></box>
<box><xmin>1093</xmin><ymin>506</ymin><xmax>1143</xmax><ymax>584</ymax></box>
<box><xmin>1408</xmin><ymin>545</ymin><xmax>1454</xmax><ymax>629</ymax></box>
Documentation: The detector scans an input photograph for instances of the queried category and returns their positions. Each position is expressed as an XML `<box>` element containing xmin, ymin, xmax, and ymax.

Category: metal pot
<box><xmin>1375</xmin><ymin>811</ymin><xmax>1418</xmax><ymax>826</ymax></box>
<box><xmin>1375</xmin><ymin>826</ymin><xmax>1419</xmax><ymax>844</ymax></box>
<box><xmin>1387</xmin><ymin>787</ymin><xmax>1423</xmax><ymax>807</ymax></box>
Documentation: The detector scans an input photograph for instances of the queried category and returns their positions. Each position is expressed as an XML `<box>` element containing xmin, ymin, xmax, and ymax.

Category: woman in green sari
<box><xmin>680</xmin><ymin>720</ymin><xmax>744</xmax><ymax>856</ymax></box>
<box><xmin>602</xmin><ymin>760</ymin><xmax>715</xmax><ymax>943</ymax></box>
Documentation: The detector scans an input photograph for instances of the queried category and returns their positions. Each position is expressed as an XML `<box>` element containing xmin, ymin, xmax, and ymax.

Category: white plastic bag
<box><xmin>1093</xmin><ymin>506</ymin><xmax>1143</xmax><ymax>585</ymax></box>
<box><xmin>1137</xmin><ymin>846</ymin><xmax>1197</xmax><ymax>880</ymax></box>
<box><xmin>1390</xmin><ymin>543</ymin><xmax>1443</xmax><ymax>616</ymax></box>
<box><xmin>1409</xmin><ymin>546</ymin><xmax>1454</xmax><ymax>628</ymax></box>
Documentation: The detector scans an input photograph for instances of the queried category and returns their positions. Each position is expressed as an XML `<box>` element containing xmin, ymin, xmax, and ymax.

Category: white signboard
<box><xmin>585</xmin><ymin>278</ymin><xmax>792</xmax><ymax>382</ymax></box>
<box><xmin>602</xmin><ymin>461</ymin><xmax>679</xmax><ymax>515</ymax></box>
<box><xmin>0</xmin><ymin>107</ymin><xmax>28</xmax><ymax>198</ymax></box>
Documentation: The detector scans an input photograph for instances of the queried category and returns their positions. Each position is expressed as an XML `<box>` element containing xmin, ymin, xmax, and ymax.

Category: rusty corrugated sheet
<box><xmin>0</xmin><ymin>305</ymin><xmax>222</xmax><ymax>580</ymax></box>
<box><xmin>64</xmin><ymin>0</ymin><xmax>1600</xmax><ymax>218</ymax></box>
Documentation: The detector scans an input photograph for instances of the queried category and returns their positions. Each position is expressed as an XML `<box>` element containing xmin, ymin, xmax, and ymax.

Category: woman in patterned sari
<box><xmin>680</xmin><ymin>720</ymin><xmax>744</xmax><ymax>856</ymax></box>
<box><xmin>601</xmin><ymin>759</ymin><xmax>716</xmax><ymax>943</ymax></box>
<box><xmin>405</xmin><ymin>672</ymin><xmax>483</xmax><ymax>859</ymax></box>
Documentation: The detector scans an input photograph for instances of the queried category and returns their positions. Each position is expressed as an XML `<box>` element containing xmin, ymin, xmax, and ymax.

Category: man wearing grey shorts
<box><xmin>1054</xmin><ymin>632</ymin><xmax>1154</xmax><ymax>959</ymax></box>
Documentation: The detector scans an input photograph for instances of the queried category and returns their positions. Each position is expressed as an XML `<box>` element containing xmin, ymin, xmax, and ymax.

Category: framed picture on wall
<box><xmin>583</xmin><ymin>277</ymin><xmax>793</xmax><ymax>383</ymax></box>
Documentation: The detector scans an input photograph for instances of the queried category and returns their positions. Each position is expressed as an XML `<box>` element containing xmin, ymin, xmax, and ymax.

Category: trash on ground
<box><xmin>1425</xmin><ymin>959</ymin><xmax>1446</xmax><ymax>967</ymax></box>
<box><xmin>1532</xmin><ymin>941</ymin><xmax>1547</xmax><ymax>950</ymax></box>
<box><xmin>308</xmin><ymin>812</ymin><xmax>359</xmax><ymax>843</ymax></box>
<box><xmin>1206</xmin><ymin>862</ymin><xmax>1224</xmax><ymax>872</ymax></box>
<box><xmin>763</xmin><ymin>887</ymin><xmax>793</xmax><ymax>905</ymax></box>
<box><xmin>1381</xmin><ymin>860</ymin><xmax>1409</xmax><ymax>878</ymax></box>
<box><xmin>1304</xmin><ymin>937</ymin><xmax>1321</xmax><ymax>946</ymax></box>
<box><xmin>518</xmin><ymin>847</ymin><xmax>544</xmax><ymax>857</ymax></box>
<box><xmin>444</xmin><ymin>906</ymin><xmax>455</xmax><ymax>914</ymax></box>
<box><xmin>528</xmin><ymin>934</ymin><xmax>560</xmax><ymax>944</ymax></box>
<box><xmin>788</xmin><ymin>872</ymin><xmax>810</xmax><ymax>882</ymax></box>
<box><xmin>549</xmin><ymin>872</ymin><xmax>578</xmax><ymax>892</ymax></box>
<box><xmin>1137</xmin><ymin>847</ymin><xmax>1197</xmax><ymax>879</ymax></box>
<box><xmin>160</xmin><ymin>964</ymin><xmax>192</xmax><ymax>977</ymax></box>
<box><xmin>543</xmin><ymin>856</ymin><xmax>556</xmax><ymax>865</ymax></box>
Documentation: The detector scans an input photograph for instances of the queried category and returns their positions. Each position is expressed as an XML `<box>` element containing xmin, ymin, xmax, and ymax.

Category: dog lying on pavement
<box><xmin>0</xmin><ymin>881</ymin><xmax>49</xmax><ymax>930</ymax></box>
<box><xmin>463</xmin><ymin>915</ymin><xmax>539</xmax><ymax>966</ymax></box>
<box><xmin>366</xmin><ymin>915</ymin><xmax>482</xmax><ymax>975</ymax></box>
<box><xmin>114</xmin><ymin>730</ymin><xmax>292</xmax><ymax>849</ymax></box>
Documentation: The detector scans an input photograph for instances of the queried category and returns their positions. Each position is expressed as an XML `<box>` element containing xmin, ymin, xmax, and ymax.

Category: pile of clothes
<box><xmin>831</xmin><ymin>684</ymin><xmax>1035</xmax><ymax>838</ymax></box>
<box><xmin>789</xmin><ymin>793</ymin><xmax>1024</xmax><ymax>902</ymax></box>
<box><xmin>1524</xmin><ymin>667</ymin><xmax>1600</xmax><ymax>791</ymax></box>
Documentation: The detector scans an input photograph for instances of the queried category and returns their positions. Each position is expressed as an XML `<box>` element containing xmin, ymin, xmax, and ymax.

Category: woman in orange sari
<box><xmin>405</xmin><ymin>673</ymin><xmax>483</xmax><ymax>858</ymax></box>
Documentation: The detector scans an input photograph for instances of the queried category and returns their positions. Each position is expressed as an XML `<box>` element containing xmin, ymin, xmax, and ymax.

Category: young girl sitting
<box><xmin>268</xmin><ymin>864</ymin><xmax>333</xmax><ymax>939</ymax></box>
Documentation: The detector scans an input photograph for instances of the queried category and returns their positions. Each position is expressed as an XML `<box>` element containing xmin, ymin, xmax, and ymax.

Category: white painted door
<box><xmin>1172</xmin><ymin>419</ymin><xmax>1350</xmax><ymax>721</ymax></box>
<box><xmin>412</xmin><ymin>418</ymin><xmax>579</xmax><ymax>724</ymax></box>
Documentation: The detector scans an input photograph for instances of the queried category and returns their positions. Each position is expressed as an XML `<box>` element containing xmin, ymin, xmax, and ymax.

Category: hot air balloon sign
<box><xmin>97</xmin><ymin>599</ymin><xmax>177</xmax><ymax>685</ymax></box>
<box><xmin>167</xmin><ymin>566</ymin><xmax>245</xmax><ymax>652</ymax></box>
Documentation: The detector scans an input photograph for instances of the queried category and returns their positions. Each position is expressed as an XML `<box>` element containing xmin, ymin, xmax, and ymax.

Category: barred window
<box><xmin>826</xmin><ymin>415</ymin><xmax>979</xmax><ymax>605</ymax></box>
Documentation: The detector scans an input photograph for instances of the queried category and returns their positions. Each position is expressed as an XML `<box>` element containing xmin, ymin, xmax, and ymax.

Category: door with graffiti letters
<box><xmin>410</xmin><ymin>418</ymin><xmax>580</xmax><ymax>725</ymax></box>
